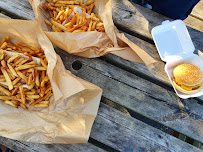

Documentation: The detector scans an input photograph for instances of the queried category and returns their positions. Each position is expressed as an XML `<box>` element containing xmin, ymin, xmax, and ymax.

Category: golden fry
<box><xmin>33</xmin><ymin>103</ymin><xmax>49</xmax><ymax>107</ymax></box>
<box><xmin>18</xmin><ymin>59</ymin><xmax>29</xmax><ymax>66</ymax></box>
<box><xmin>72</xmin><ymin>30</ymin><xmax>83</xmax><ymax>33</ymax></box>
<box><xmin>45</xmin><ymin>86</ymin><xmax>52</xmax><ymax>94</ymax></box>
<box><xmin>15</xmin><ymin>64</ymin><xmax>36</xmax><ymax>71</ymax></box>
<box><xmin>24</xmin><ymin>91</ymin><xmax>35</xmax><ymax>95</ymax></box>
<box><xmin>26</xmin><ymin>96</ymin><xmax>35</xmax><ymax>102</ymax></box>
<box><xmin>11</xmin><ymin>87</ymin><xmax>19</xmax><ymax>96</ymax></box>
<box><xmin>41</xmin><ymin>86</ymin><xmax>46</xmax><ymax>95</ymax></box>
<box><xmin>1</xmin><ymin>67</ymin><xmax>13</xmax><ymax>90</ymax></box>
<box><xmin>29</xmin><ymin>90</ymin><xmax>52</xmax><ymax>107</ymax></box>
<box><xmin>19</xmin><ymin>87</ymin><xmax>26</xmax><ymax>104</ymax></box>
<box><xmin>27</xmin><ymin>74</ymin><xmax>33</xmax><ymax>86</ymax></box>
<box><xmin>35</xmin><ymin>71</ymin><xmax>40</xmax><ymax>86</ymax></box>
<box><xmin>12</xmin><ymin>77</ymin><xmax>21</xmax><ymax>86</ymax></box>
<box><xmin>28</xmin><ymin>80</ymin><xmax>35</xmax><ymax>90</ymax></box>
<box><xmin>45</xmin><ymin>19</ymin><xmax>52</xmax><ymax>26</ymax></box>
<box><xmin>87</xmin><ymin>20</ymin><xmax>93</xmax><ymax>31</ymax></box>
<box><xmin>0</xmin><ymin>78</ymin><xmax>6</xmax><ymax>82</ymax></box>
<box><xmin>0</xmin><ymin>50</ymin><xmax>5</xmax><ymax>60</ymax></box>
<box><xmin>91</xmin><ymin>21</ymin><xmax>97</xmax><ymax>31</ymax></box>
<box><xmin>7</xmin><ymin>64</ymin><xmax>18</xmax><ymax>77</ymax></box>
<box><xmin>88</xmin><ymin>4</ymin><xmax>94</xmax><ymax>14</ymax></box>
<box><xmin>84</xmin><ymin>0</ymin><xmax>94</xmax><ymax>6</ymax></box>
<box><xmin>45</xmin><ymin>92</ymin><xmax>53</xmax><ymax>101</ymax></box>
<box><xmin>17</xmin><ymin>71</ymin><xmax>28</xmax><ymax>84</ymax></box>
<box><xmin>0</xmin><ymin>42</ymin><xmax>7</xmax><ymax>49</ymax></box>
<box><xmin>7</xmin><ymin>69</ymin><xmax>16</xmax><ymax>80</ymax></box>
<box><xmin>0</xmin><ymin>86</ymin><xmax>11</xmax><ymax>96</ymax></box>
<box><xmin>34</xmin><ymin>66</ymin><xmax>46</xmax><ymax>71</ymax></box>
<box><xmin>27</xmin><ymin>95</ymin><xmax>40</xmax><ymax>99</ymax></box>
<box><xmin>40</xmin><ymin>58</ymin><xmax>47</xmax><ymax>70</ymax></box>
<box><xmin>51</xmin><ymin>21</ymin><xmax>67</xmax><ymax>31</ymax></box>
<box><xmin>0</xmin><ymin>95</ymin><xmax>15</xmax><ymax>100</ymax></box>
<box><xmin>1</xmin><ymin>60</ymin><xmax>6</xmax><ymax>67</ymax></box>
<box><xmin>4</xmin><ymin>100</ymin><xmax>18</xmax><ymax>108</ymax></box>
<box><xmin>7</xmin><ymin>54</ymin><xmax>20</xmax><ymax>63</ymax></box>
<box><xmin>20</xmin><ymin>103</ymin><xmax>27</xmax><ymax>111</ymax></box>
<box><xmin>12</xmin><ymin>58</ymin><xmax>24</xmax><ymax>67</ymax></box>
<box><xmin>0</xmin><ymin>38</ymin><xmax>6</xmax><ymax>46</ymax></box>
<box><xmin>25</xmin><ymin>61</ymin><xmax>36</xmax><ymax>65</ymax></box>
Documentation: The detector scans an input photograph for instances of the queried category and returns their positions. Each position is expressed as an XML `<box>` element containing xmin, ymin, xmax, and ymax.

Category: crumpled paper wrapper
<box><xmin>28</xmin><ymin>0</ymin><xmax>158</xmax><ymax>68</ymax></box>
<box><xmin>0</xmin><ymin>18</ymin><xmax>102</xmax><ymax>144</ymax></box>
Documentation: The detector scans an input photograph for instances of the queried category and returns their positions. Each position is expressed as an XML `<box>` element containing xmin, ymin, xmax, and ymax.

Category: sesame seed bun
<box><xmin>173</xmin><ymin>64</ymin><xmax>203</xmax><ymax>86</ymax></box>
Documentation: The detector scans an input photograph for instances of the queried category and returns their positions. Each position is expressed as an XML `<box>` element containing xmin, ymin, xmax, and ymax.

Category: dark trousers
<box><xmin>146</xmin><ymin>0</ymin><xmax>200</xmax><ymax>19</ymax></box>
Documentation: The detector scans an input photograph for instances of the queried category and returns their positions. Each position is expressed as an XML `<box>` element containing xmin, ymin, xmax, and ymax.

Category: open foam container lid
<box><xmin>151</xmin><ymin>20</ymin><xmax>195</xmax><ymax>62</ymax></box>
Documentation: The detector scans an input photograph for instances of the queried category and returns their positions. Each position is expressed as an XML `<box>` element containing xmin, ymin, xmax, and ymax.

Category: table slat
<box><xmin>190</xmin><ymin>0</ymin><xmax>203</xmax><ymax>21</ymax></box>
<box><xmin>0</xmin><ymin>103</ymin><xmax>201</xmax><ymax>152</ymax></box>
<box><xmin>92</xmin><ymin>103</ymin><xmax>202</xmax><ymax>152</ymax></box>
<box><xmin>0</xmin><ymin>13</ymin><xmax>9</xmax><ymax>18</ymax></box>
<box><xmin>184</xmin><ymin>15</ymin><xmax>203</xmax><ymax>32</ymax></box>
<box><xmin>0</xmin><ymin>137</ymin><xmax>107</xmax><ymax>152</ymax></box>
<box><xmin>56</xmin><ymin>50</ymin><xmax>203</xmax><ymax>143</ymax></box>
<box><xmin>0</xmin><ymin>0</ymin><xmax>34</xmax><ymax>20</ymax></box>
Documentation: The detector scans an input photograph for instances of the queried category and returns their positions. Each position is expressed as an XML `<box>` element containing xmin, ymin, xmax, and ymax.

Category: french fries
<box><xmin>0</xmin><ymin>36</ymin><xmax>53</xmax><ymax>110</ymax></box>
<box><xmin>1</xmin><ymin>67</ymin><xmax>13</xmax><ymax>90</ymax></box>
<box><xmin>43</xmin><ymin>0</ymin><xmax>105</xmax><ymax>33</ymax></box>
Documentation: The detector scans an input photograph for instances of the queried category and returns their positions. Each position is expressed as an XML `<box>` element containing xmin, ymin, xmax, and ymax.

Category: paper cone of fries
<box><xmin>28</xmin><ymin>0</ymin><xmax>158</xmax><ymax>67</ymax></box>
<box><xmin>0</xmin><ymin>18</ymin><xmax>102</xmax><ymax>144</ymax></box>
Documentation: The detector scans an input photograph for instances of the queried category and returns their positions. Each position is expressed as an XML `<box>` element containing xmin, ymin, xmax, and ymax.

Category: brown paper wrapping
<box><xmin>0</xmin><ymin>18</ymin><xmax>102</xmax><ymax>144</ymax></box>
<box><xmin>28</xmin><ymin>0</ymin><xmax>158</xmax><ymax>67</ymax></box>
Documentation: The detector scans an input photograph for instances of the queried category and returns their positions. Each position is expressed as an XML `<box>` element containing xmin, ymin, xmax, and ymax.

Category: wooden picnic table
<box><xmin>0</xmin><ymin>0</ymin><xmax>203</xmax><ymax>151</ymax></box>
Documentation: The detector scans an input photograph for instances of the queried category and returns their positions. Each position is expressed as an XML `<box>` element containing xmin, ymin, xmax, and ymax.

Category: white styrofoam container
<box><xmin>151</xmin><ymin>20</ymin><xmax>203</xmax><ymax>99</ymax></box>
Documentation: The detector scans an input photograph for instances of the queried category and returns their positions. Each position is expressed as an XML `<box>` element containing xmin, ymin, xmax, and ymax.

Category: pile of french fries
<box><xmin>42</xmin><ymin>0</ymin><xmax>105</xmax><ymax>33</ymax></box>
<box><xmin>0</xmin><ymin>36</ymin><xmax>53</xmax><ymax>110</ymax></box>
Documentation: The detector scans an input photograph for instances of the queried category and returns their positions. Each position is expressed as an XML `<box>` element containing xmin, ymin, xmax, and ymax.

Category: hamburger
<box><xmin>172</xmin><ymin>63</ymin><xmax>203</xmax><ymax>94</ymax></box>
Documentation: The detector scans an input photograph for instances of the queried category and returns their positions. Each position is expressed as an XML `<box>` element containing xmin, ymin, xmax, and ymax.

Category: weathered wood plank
<box><xmin>0</xmin><ymin>0</ymin><xmax>201</xmax><ymax>142</ymax></box>
<box><xmin>185</xmin><ymin>15</ymin><xmax>203</xmax><ymax>32</ymax></box>
<box><xmin>0</xmin><ymin>0</ymin><xmax>34</xmax><ymax>20</ymax></box>
<box><xmin>0</xmin><ymin>12</ymin><xmax>9</xmax><ymax>18</ymax></box>
<box><xmin>190</xmin><ymin>0</ymin><xmax>203</xmax><ymax>21</ymax></box>
<box><xmin>0</xmin><ymin>137</ymin><xmax>107</xmax><ymax>152</ymax></box>
<box><xmin>92</xmin><ymin>103</ymin><xmax>202</xmax><ymax>152</ymax></box>
<box><xmin>0</xmin><ymin>103</ymin><xmax>201</xmax><ymax>152</ymax></box>
<box><xmin>56</xmin><ymin>49</ymin><xmax>203</xmax><ymax>143</ymax></box>
<box><xmin>112</xmin><ymin>0</ymin><xmax>203</xmax><ymax>48</ymax></box>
